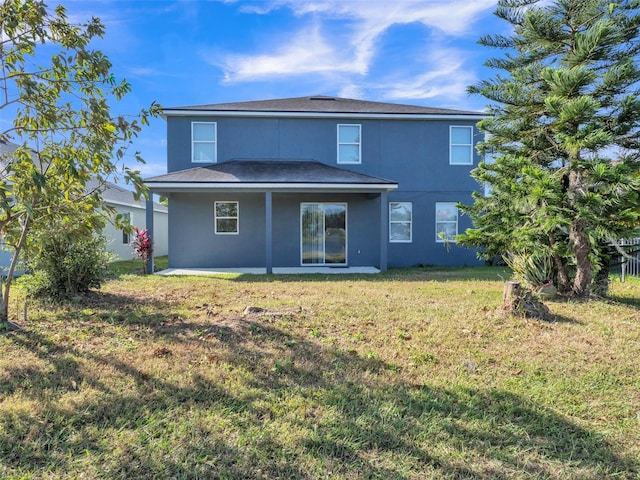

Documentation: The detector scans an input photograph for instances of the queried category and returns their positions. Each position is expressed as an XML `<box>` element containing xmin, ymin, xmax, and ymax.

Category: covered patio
<box><xmin>145</xmin><ymin>160</ymin><xmax>397</xmax><ymax>274</ymax></box>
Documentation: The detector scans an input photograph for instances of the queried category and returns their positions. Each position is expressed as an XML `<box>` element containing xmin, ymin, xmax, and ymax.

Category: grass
<box><xmin>106</xmin><ymin>255</ymin><xmax>169</xmax><ymax>277</ymax></box>
<box><xmin>1</xmin><ymin>265</ymin><xmax>639</xmax><ymax>479</ymax></box>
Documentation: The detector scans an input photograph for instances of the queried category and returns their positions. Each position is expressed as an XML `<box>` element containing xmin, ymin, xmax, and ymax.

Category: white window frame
<box><xmin>192</xmin><ymin>121</ymin><xmax>217</xmax><ymax>163</ymax></box>
<box><xmin>449</xmin><ymin>126</ymin><xmax>473</xmax><ymax>165</ymax></box>
<box><xmin>435</xmin><ymin>202</ymin><xmax>458</xmax><ymax>243</ymax></box>
<box><xmin>300</xmin><ymin>202</ymin><xmax>348</xmax><ymax>266</ymax></box>
<box><xmin>214</xmin><ymin>201</ymin><xmax>239</xmax><ymax>235</ymax></box>
<box><xmin>337</xmin><ymin>124</ymin><xmax>361</xmax><ymax>164</ymax></box>
<box><xmin>389</xmin><ymin>202</ymin><xmax>412</xmax><ymax>243</ymax></box>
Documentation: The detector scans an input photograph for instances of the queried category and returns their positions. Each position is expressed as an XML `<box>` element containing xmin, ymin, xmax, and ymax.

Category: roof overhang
<box><xmin>146</xmin><ymin>182</ymin><xmax>397</xmax><ymax>194</ymax></box>
<box><xmin>106</xmin><ymin>198</ymin><xmax>168</xmax><ymax>213</ymax></box>
<box><xmin>144</xmin><ymin>160</ymin><xmax>398</xmax><ymax>194</ymax></box>
<box><xmin>161</xmin><ymin>110</ymin><xmax>486</xmax><ymax>121</ymax></box>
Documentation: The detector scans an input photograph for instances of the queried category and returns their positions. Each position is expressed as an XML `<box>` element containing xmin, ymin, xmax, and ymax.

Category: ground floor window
<box><xmin>389</xmin><ymin>202</ymin><xmax>412</xmax><ymax>242</ymax></box>
<box><xmin>122</xmin><ymin>212</ymin><xmax>131</xmax><ymax>244</ymax></box>
<box><xmin>435</xmin><ymin>202</ymin><xmax>458</xmax><ymax>242</ymax></box>
<box><xmin>301</xmin><ymin>203</ymin><xmax>347</xmax><ymax>265</ymax></box>
<box><xmin>215</xmin><ymin>201</ymin><xmax>239</xmax><ymax>234</ymax></box>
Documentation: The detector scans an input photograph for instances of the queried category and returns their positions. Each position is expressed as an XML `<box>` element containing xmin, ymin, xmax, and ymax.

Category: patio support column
<box><xmin>145</xmin><ymin>197</ymin><xmax>155</xmax><ymax>274</ymax></box>
<box><xmin>379</xmin><ymin>191</ymin><xmax>388</xmax><ymax>272</ymax></box>
<box><xmin>265</xmin><ymin>191</ymin><xmax>273</xmax><ymax>274</ymax></box>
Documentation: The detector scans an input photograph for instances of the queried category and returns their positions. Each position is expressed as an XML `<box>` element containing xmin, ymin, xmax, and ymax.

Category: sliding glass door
<box><xmin>301</xmin><ymin>203</ymin><xmax>347</xmax><ymax>265</ymax></box>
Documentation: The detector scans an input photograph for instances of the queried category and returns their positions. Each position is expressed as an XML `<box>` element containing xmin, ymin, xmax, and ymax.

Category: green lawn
<box><xmin>1</xmin><ymin>266</ymin><xmax>638</xmax><ymax>479</ymax></box>
<box><xmin>106</xmin><ymin>255</ymin><xmax>169</xmax><ymax>277</ymax></box>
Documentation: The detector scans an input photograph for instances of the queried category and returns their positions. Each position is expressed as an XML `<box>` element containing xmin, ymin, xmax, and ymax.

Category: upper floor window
<box><xmin>215</xmin><ymin>201</ymin><xmax>238</xmax><ymax>234</ymax></box>
<box><xmin>337</xmin><ymin>124</ymin><xmax>361</xmax><ymax>164</ymax></box>
<box><xmin>450</xmin><ymin>126</ymin><xmax>473</xmax><ymax>165</ymax></box>
<box><xmin>389</xmin><ymin>202</ymin><xmax>412</xmax><ymax>243</ymax></box>
<box><xmin>192</xmin><ymin>122</ymin><xmax>217</xmax><ymax>163</ymax></box>
<box><xmin>435</xmin><ymin>202</ymin><xmax>458</xmax><ymax>242</ymax></box>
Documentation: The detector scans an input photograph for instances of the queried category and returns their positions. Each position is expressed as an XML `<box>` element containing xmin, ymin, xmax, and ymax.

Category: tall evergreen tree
<box><xmin>459</xmin><ymin>0</ymin><xmax>640</xmax><ymax>297</ymax></box>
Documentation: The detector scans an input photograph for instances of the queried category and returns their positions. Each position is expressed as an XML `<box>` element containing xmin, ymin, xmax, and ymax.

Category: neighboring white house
<box><xmin>0</xmin><ymin>140</ymin><xmax>168</xmax><ymax>268</ymax></box>
<box><xmin>92</xmin><ymin>180</ymin><xmax>169</xmax><ymax>261</ymax></box>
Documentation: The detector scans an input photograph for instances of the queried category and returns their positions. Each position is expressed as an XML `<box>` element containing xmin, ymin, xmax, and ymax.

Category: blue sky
<box><xmin>26</xmin><ymin>0</ymin><xmax>509</xmax><ymax>178</ymax></box>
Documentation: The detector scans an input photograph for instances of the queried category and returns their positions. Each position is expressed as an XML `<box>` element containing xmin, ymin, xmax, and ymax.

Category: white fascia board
<box><xmin>146</xmin><ymin>182</ymin><xmax>398</xmax><ymax>192</ymax></box>
<box><xmin>161</xmin><ymin>110</ymin><xmax>486</xmax><ymax>121</ymax></box>
<box><xmin>105</xmin><ymin>199</ymin><xmax>144</xmax><ymax>209</ymax></box>
<box><xmin>105</xmin><ymin>199</ymin><xmax>168</xmax><ymax>213</ymax></box>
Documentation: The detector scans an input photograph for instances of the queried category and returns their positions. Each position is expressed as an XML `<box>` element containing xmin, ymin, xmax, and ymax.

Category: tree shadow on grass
<box><xmin>1</xmin><ymin>304</ymin><xmax>637</xmax><ymax>479</ymax></box>
<box><xmin>604</xmin><ymin>294</ymin><xmax>640</xmax><ymax>310</ymax></box>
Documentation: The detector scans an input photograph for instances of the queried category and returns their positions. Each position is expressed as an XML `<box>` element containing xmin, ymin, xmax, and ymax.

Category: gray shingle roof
<box><xmin>0</xmin><ymin>141</ymin><xmax>19</xmax><ymax>157</ymax></box>
<box><xmin>0</xmin><ymin>141</ymin><xmax>34</xmax><ymax>171</ymax></box>
<box><xmin>163</xmin><ymin>95</ymin><xmax>482</xmax><ymax>116</ymax></box>
<box><xmin>145</xmin><ymin>160</ymin><xmax>397</xmax><ymax>186</ymax></box>
<box><xmin>86</xmin><ymin>178</ymin><xmax>168</xmax><ymax>212</ymax></box>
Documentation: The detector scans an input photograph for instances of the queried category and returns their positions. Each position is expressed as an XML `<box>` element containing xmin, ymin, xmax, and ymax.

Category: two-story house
<box><xmin>144</xmin><ymin>96</ymin><xmax>485</xmax><ymax>273</ymax></box>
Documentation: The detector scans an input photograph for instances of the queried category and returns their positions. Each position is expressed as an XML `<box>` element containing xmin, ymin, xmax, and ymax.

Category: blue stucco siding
<box><xmin>168</xmin><ymin>192</ymin><xmax>266</xmax><ymax>268</ymax></box>
<box><xmin>167</xmin><ymin>192</ymin><xmax>384</xmax><ymax>269</ymax></box>
<box><xmin>386</xmin><ymin>191</ymin><xmax>481</xmax><ymax>268</ymax></box>
<box><xmin>166</xmin><ymin>116</ymin><xmax>482</xmax><ymax>183</ymax></box>
<box><xmin>166</xmin><ymin>189</ymin><xmax>481</xmax><ymax>269</ymax></box>
<box><xmin>377</xmin><ymin>120</ymin><xmax>480</xmax><ymax>192</ymax></box>
<box><xmin>222</xmin><ymin>118</ymin><xmax>280</xmax><ymax>160</ymax></box>
<box><xmin>163</xmin><ymin>113</ymin><xmax>484</xmax><ymax>268</ymax></box>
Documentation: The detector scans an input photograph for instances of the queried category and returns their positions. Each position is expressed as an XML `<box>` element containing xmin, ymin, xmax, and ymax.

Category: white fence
<box><xmin>620</xmin><ymin>238</ymin><xmax>640</xmax><ymax>281</ymax></box>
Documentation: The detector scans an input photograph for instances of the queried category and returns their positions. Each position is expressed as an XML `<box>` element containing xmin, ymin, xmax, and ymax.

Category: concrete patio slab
<box><xmin>156</xmin><ymin>266</ymin><xmax>380</xmax><ymax>276</ymax></box>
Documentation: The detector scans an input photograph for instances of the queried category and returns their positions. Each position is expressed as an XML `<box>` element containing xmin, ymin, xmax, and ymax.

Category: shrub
<box><xmin>504</xmin><ymin>251</ymin><xmax>554</xmax><ymax>289</ymax></box>
<box><xmin>130</xmin><ymin>227</ymin><xmax>152</xmax><ymax>274</ymax></box>
<box><xmin>23</xmin><ymin>235</ymin><xmax>114</xmax><ymax>300</ymax></box>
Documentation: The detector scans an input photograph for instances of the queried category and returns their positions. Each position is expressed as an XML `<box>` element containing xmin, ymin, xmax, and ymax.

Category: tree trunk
<box><xmin>567</xmin><ymin>170</ymin><xmax>592</xmax><ymax>297</ymax></box>
<box><xmin>1</xmin><ymin>216</ymin><xmax>31</xmax><ymax>325</ymax></box>
<box><xmin>569</xmin><ymin>217</ymin><xmax>592</xmax><ymax>296</ymax></box>
<box><xmin>0</xmin><ymin>280</ymin><xmax>7</xmax><ymax>324</ymax></box>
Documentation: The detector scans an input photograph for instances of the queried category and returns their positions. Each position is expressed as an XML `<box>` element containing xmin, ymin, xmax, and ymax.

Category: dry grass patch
<box><xmin>1</xmin><ymin>267</ymin><xmax>639</xmax><ymax>479</ymax></box>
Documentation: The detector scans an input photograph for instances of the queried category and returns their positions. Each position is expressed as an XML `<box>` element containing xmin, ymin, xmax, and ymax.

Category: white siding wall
<box><xmin>153</xmin><ymin>209</ymin><xmax>169</xmax><ymax>257</ymax></box>
<box><xmin>104</xmin><ymin>204</ymin><xmax>168</xmax><ymax>260</ymax></box>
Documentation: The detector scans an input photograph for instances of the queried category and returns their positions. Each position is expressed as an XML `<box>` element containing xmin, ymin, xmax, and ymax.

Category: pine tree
<box><xmin>459</xmin><ymin>0</ymin><xmax>640</xmax><ymax>297</ymax></box>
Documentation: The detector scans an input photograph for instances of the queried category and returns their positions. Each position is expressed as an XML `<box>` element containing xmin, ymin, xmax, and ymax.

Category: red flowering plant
<box><xmin>131</xmin><ymin>227</ymin><xmax>153</xmax><ymax>274</ymax></box>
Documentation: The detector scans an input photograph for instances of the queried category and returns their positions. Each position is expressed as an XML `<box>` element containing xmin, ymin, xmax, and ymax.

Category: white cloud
<box><xmin>216</xmin><ymin>23</ymin><xmax>367</xmax><ymax>82</ymax></box>
<box><xmin>134</xmin><ymin>161</ymin><xmax>167</xmax><ymax>177</ymax></box>
<box><xmin>213</xmin><ymin>0</ymin><xmax>497</xmax><ymax>90</ymax></box>
<box><xmin>287</xmin><ymin>0</ymin><xmax>497</xmax><ymax>36</ymax></box>
<box><xmin>128</xmin><ymin>67</ymin><xmax>157</xmax><ymax>77</ymax></box>
<box><xmin>379</xmin><ymin>48</ymin><xmax>476</xmax><ymax>104</ymax></box>
<box><xmin>338</xmin><ymin>84</ymin><xmax>364</xmax><ymax>99</ymax></box>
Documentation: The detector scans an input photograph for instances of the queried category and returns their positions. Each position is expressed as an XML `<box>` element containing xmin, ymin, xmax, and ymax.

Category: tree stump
<box><xmin>502</xmin><ymin>280</ymin><xmax>553</xmax><ymax>320</ymax></box>
<box><xmin>502</xmin><ymin>281</ymin><xmax>522</xmax><ymax>315</ymax></box>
